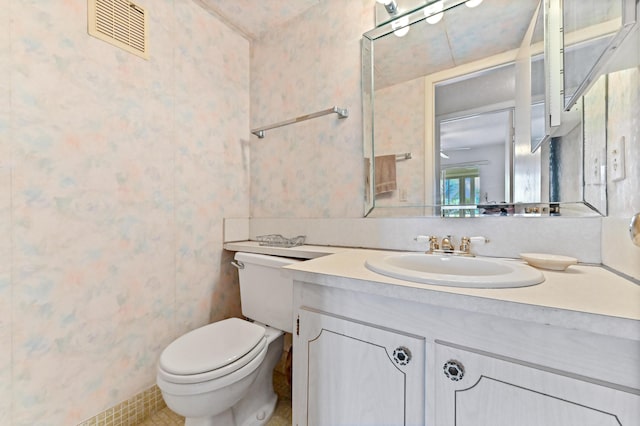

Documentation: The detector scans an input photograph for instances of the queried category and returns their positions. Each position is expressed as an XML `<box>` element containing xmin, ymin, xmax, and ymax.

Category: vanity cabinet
<box><xmin>290</xmin><ymin>258</ymin><xmax>640</xmax><ymax>426</ymax></box>
<box><xmin>294</xmin><ymin>308</ymin><xmax>425</xmax><ymax>425</ymax></box>
<box><xmin>435</xmin><ymin>343</ymin><xmax>640</xmax><ymax>425</ymax></box>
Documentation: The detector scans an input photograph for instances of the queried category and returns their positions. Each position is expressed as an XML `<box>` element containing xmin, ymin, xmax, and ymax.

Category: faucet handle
<box><xmin>414</xmin><ymin>235</ymin><xmax>440</xmax><ymax>252</ymax></box>
<box><xmin>429</xmin><ymin>236</ymin><xmax>439</xmax><ymax>251</ymax></box>
<box><xmin>460</xmin><ymin>236</ymin><xmax>490</xmax><ymax>254</ymax></box>
<box><xmin>414</xmin><ymin>235</ymin><xmax>439</xmax><ymax>249</ymax></box>
<box><xmin>460</xmin><ymin>236</ymin><xmax>470</xmax><ymax>252</ymax></box>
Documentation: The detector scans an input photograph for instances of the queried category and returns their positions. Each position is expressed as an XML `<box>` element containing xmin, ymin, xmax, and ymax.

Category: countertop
<box><xmin>284</xmin><ymin>248</ymin><xmax>640</xmax><ymax>340</ymax></box>
<box><xmin>223</xmin><ymin>241</ymin><xmax>349</xmax><ymax>259</ymax></box>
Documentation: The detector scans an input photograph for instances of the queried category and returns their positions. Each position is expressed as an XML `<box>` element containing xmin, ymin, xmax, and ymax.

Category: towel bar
<box><xmin>251</xmin><ymin>106</ymin><xmax>349</xmax><ymax>138</ymax></box>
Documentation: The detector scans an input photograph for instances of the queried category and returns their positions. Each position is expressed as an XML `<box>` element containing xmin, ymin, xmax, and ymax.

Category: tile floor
<box><xmin>137</xmin><ymin>371</ymin><xmax>292</xmax><ymax>425</ymax></box>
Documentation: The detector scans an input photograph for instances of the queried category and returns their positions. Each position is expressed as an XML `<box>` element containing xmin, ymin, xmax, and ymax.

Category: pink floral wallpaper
<box><xmin>1</xmin><ymin>0</ymin><xmax>248</xmax><ymax>424</ymax></box>
<box><xmin>249</xmin><ymin>0</ymin><xmax>372</xmax><ymax>218</ymax></box>
<box><xmin>1</xmin><ymin>1</ymin><xmax>11</xmax><ymax>424</ymax></box>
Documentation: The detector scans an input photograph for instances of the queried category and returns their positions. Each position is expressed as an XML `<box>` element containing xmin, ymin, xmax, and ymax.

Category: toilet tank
<box><xmin>234</xmin><ymin>252</ymin><xmax>302</xmax><ymax>334</ymax></box>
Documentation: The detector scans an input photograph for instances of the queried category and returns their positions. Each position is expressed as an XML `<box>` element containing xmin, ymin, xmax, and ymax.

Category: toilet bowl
<box><xmin>156</xmin><ymin>252</ymin><xmax>300</xmax><ymax>426</ymax></box>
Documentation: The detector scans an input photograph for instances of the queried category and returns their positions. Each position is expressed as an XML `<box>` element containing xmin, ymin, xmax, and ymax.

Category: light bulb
<box><xmin>424</xmin><ymin>1</ymin><xmax>444</xmax><ymax>24</ymax></box>
<box><xmin>392</xmin><ymin>16</ymin><xmax>410</xmax><ymax>37</ymax></box>
<box><xmin>466</xmin><ymin>0</ymin><xmax>483</xmax><ymax>8</ymax></box>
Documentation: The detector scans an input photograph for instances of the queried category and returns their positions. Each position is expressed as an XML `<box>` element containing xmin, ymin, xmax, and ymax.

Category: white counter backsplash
<box><xmin>240</xmin><ymin>217</ymin><xmax>603</xmax><ymax>264</ymax></box>
<box><xmin>601</xmin><ymin>216</ymin><xmax>640</xmax><ymax>281</ymax></box>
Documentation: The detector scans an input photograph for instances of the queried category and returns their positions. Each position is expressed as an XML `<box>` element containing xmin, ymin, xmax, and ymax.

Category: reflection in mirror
<box><xmin>439</xmin><ymin>109</ymin><xmax>512</xmax><ymax>217</ymax></box>
<box><xmin>435</xmin><ymin>63</ymin><xmax>516</xmax><ymax>216</ymax></box>
<box><xmin>562</xmin><ymin>0</ymin><xmax>636</xmax><ymax>111</ymax></box>
<box><xmin>362</xmin><ymin>0</ymin><xmax>612</xmax><ymax>218</ymax></box>
<box><xmin>362</xmin><ymin>37</ymin><xmax>374</xmax><ymax>215</ymax></box>
<box><xmin>529</xmin><ymin>3</ymin><xmax>546</xmax><ymax>152</ymax></box>
<box><xmin>531</xmin><ymin>0</ymin><xmax>583</xmax><ymax>153</ymax></box>
<box><xmin>582</xmin><ymin>76</ymin><xmax>608</xmax><ymax>215</ymax></box>
<box><xmin>540</xmin><ymin>100</ymin><xmax>585</xmax><ymax>209</ymax></box>
<box><xmin>366</xmin><ymin>0</ymin><xmax>538</xmax><ymax>218</ymax></box>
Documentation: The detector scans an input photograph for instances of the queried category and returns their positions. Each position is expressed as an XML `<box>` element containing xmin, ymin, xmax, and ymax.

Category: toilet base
<box><xmin>185</xmin><ymin>410</ymin><xmax>234</xmax><ymax>426</ymax></box>
<box><xmin>180</xmin><ymin>386</ymin><xmax>278</xmax><ymax>426</ymax></box>
<box><xmin>232</xmin><ymin>327</ymin><xmax>283</xmax><ymax>426</ymax></box>
<box><xmin>235</xmin><ymin>392</ymin><xmax>277</xmax><ymax>426</ymax></box>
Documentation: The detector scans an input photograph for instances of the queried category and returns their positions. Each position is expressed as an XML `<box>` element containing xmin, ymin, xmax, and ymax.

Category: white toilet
<box><xmin>156</xmin><ymin>252</ymin><xmax>300</xmax><ymax>426</ymax></box>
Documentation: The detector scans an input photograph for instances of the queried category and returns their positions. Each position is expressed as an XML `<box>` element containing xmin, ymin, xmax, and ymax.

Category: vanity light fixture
<box><xmin>391</xmin><ymin>16</ymin><xmax>411</xmax><ymax>37</ymax></box>
<box><xmin>376</xmin><ymin>0</ymin><xmax>398</xmax><ymax>15</ymax></box>
<box><xmin>424</xmin><ymin>0</ymin><xmax>444</xmax><ymax>24</ymax></box>
<box><xmin>376</xmin><ymin>0</ymin><xmax>411</xmax><ymax>36</ymax></box>
<box><xmin>465</xmin><ymin>0</ymin><xmax>483</xmax><ymax>8</ymax></box>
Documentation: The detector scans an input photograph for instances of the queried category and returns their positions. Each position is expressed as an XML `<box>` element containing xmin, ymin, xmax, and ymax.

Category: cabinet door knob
<box><xmin>393</xmin><ymin>346</ymin><xmax>412</xmax><ymax>365</ymax></box>
<box><xmin>443</xmin><ymin>360</ymin><xmax>465</xmax><ymax>381</ymax></box>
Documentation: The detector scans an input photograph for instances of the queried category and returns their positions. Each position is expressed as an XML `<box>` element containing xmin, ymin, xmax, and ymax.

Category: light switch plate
<box><xmin>586</xmin><ymin>149</ymin><xmax>606</xmax><ymax>186</ymax></box>
<box><xmin>610</xmin><ymin>136</ymin><xmax>625</xmax><ymax>182</ymax></box>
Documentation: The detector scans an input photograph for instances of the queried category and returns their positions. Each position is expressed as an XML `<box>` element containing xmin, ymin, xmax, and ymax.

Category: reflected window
<box><xmin>441</xmin><ymin>167</ymin><xmax>480</xmax><ymax>217</ymax></box>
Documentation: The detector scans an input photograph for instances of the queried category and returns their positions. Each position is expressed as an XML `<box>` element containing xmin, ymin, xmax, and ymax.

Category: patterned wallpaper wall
<box><xmin>249</xmin><ymin>0</ymin><xmax>372</xmax><ymax>218</ymax></box>
<box><xmin>0</xmin><ymin>0</ymin><xmax>248</xmax><ymax>424</ymax></box>
<box><xmin>0</xmin><ymin>0</ymin><xmax>11</xmax><ymax>423</ymax></box>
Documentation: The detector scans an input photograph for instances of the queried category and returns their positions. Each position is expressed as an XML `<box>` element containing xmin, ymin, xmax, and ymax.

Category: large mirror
<box><xmin>363</xmin><ymin>0</ymin><xmax>635</xmax><ymax>217</ymax></box>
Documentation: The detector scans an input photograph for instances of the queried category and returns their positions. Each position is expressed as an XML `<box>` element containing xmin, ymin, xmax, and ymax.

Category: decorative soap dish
<box><xmin>520</xmin><ymin>253</ymin><xmax>578</xmax><ymax>271</ymax></box>
<box><xmin>255</xmin><ymin>234</ymin><xmax>306</xmax><ymax>248</ymax></box>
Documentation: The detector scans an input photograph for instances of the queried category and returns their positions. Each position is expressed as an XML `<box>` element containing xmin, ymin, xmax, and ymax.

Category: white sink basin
<box><xmin>365</xmin><ymin>253</ymin><xmax>544</xmax><ymax>288</ymax></box>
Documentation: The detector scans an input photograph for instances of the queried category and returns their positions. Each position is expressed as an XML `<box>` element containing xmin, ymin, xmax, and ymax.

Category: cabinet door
<box><xmin>294</xmin><ymin>308</ymin><xmax>425</xmax><ymax>425</ymax></box>
<box><xmin>435</xmin><ymin>342</ymin><xmax>640</xmax><ymax>426</ymax></box>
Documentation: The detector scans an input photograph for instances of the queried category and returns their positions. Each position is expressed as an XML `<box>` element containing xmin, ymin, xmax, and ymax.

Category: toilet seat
<box><xmin>158</xmin><ymin>318</ymin><xmax>266</xmax><ymax>384</ymax></box>
<box><xmin>157</xmin><ymin>337</ymin><xmax>268</xmax><ymax>397</ymax></box>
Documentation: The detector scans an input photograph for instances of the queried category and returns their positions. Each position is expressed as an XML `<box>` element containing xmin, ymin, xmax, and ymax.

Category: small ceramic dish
<box><xmin>520</xmin><ymin>253</ymin><xmax>578</xmax><ymax>271</ymax></box>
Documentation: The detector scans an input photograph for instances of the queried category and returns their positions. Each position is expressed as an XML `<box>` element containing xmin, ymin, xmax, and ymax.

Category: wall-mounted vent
<box><xmin>88</xmin><ymin>0</ymin><xmax>149</xmax><ymax>59</ymax></box>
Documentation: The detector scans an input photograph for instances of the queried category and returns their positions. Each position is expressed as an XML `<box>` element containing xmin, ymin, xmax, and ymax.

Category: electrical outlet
<box><xmin>399</xmin><ymin>188</ymin><xmax>408</xmax><ymax>202</ymax></box>
<box><xmin>610</xmin><ymin>136</ymin><xmax>626</xmax><ymax>182</ymax></box>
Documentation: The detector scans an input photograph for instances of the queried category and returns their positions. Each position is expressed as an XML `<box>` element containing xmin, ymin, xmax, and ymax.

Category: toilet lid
<box><xmin>159</xmin><ymin>318</ymin><xmax>266</xmax><ymax>375</ymax></box>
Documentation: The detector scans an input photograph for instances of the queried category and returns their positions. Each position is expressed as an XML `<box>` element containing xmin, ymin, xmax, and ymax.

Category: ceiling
<box><xmin>373</xmin><ymin>0</ymin><xmax>540</xmax><ymax>89</ymax></box>
<box><xmin>440</xmin><ymin>110</ymin><xmax>511</xmax><ymax>152</ymax></box>
<box><xmin>192</xmin><ymin>0</ymin><xmax>320</xmax><ymax>40</ymax></box>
